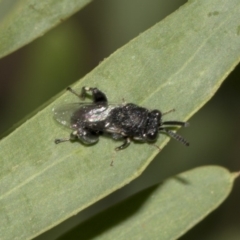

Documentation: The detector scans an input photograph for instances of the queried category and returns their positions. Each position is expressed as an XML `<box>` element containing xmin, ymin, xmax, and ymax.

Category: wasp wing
<box><xmin>52</xmin><ymin>103</ymin><xmax>121</xmax><ymax>129</ymax></box>
<box><xmin>52</xmin><ymin>103</ymin><xmax>91</xmax><ymax>128</ymax></box>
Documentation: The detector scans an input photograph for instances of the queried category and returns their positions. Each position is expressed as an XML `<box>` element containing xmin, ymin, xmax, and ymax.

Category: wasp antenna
<box><xmin>162</xmin><ymin>109</ymin><xmax>175</xmax><ymax>116</ymax></box>
<box><xmin>162</xmin><ymin>129</ymin><xmax>189</xmax><ymax>146</ymax></box>
<box><xmin>162</xmin><ymin>121</ymin><xmax>187</xmax><ymax>127</ymax></box>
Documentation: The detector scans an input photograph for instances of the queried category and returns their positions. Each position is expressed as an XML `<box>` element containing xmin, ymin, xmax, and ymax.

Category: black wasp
<box><xmin>54</xmin><ymin>87</ymin><xmax>189</xmax><ymax>150</ymax></box>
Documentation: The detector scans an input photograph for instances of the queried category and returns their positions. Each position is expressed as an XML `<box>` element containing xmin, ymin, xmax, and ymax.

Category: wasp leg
<box><xmin>75</xmin><ymin>128</ymin><xmax>100</xmax><ymax>144</ymax></box>
<box><xmin>55</xmin><ymin>138</ymin><xmax>70</xmax><ymax>144</ymax></box>
<box><xmin>66</xmin><ymin>87</ymin><xmax>81</xmax><ymax>98</ymax></box>
<box><xmin>55</xmin><ymin>131</ymin><xmax>77</xmax><ymax>144</ymax></box>
<box><xmin>80</xmin><ymin>87</ymin><xmax>108</xmax><ymax>103</ymax></box>
<box><xmin>66</xmin><ymin>86</ymin><xmax>108</xmax><ymax>103</ymax></box>
<box><xmin>115</xmin><ymin>137</ymin><xmax>131</xmax><ymax>151</ymax></box>
<box><xmin>55</xmin><ymin>129</ymin><xmax>99</xmax><ymax>145</ymax></box>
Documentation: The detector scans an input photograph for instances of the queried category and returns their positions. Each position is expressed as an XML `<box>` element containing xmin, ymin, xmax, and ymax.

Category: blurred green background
<box><xmin>0</xmin><ymin>0</ymin><xmax>239</xmax><ymax>239</ymax></box>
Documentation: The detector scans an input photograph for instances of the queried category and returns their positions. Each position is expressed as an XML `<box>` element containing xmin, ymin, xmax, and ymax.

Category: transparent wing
<box><xmin>52</xmin><ymin>103</ymin><xmax>90</xmax><ymax>128</ymax></box>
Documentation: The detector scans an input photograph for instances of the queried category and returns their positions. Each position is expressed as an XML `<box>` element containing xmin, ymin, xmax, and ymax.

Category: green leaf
<box><xmin>1</xmin><ymin>0</ymin><xmax>240</xmax><ymax>239</ymax></box>
<box><xmin>0</xmin><ymin>0</ymin><xmax>92</xmax><ymax>58</ymax></box>
<box><xmin>59</xmin><ymin>166</ymin><xmax>237</xmax><ymax>240</ymax></box>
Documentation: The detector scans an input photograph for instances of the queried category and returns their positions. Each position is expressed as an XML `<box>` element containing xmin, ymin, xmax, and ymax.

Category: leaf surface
<box><xmin>60</xmin><ymin>166</ymin><xmax>236</xmax><ymax>240</ymax></box>
<box><xmin>0</xmin><ymin>0</ymin><xmax>240</xmax><ymax>239</ymax></box>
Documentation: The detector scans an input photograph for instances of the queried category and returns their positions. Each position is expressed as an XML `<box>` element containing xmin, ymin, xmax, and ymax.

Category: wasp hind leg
<box><xmin>55</xmin><ymin>128</ymin><xmax>100</xmax><ymax>145</ymax></box>
<box><xmin>54</xmin><ymin>131</ymin><xmax>77</xmax><ymax>144</ymax></box>
<box><xmin>67</xmin><ymin>86</ymin><xmax>108</xmax><ymax>104</ymax></box>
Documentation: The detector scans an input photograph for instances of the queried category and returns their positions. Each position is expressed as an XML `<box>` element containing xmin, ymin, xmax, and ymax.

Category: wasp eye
<box><xmin>146</xmin><ymin>130</ymin><xmax>158</xmax><ymax>141</ymax></box>
<box><xmin>151</xmin><ymin>110</ymin><xmax>162</xmax><ymax>118</ymax></box>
